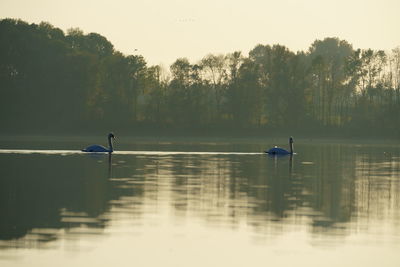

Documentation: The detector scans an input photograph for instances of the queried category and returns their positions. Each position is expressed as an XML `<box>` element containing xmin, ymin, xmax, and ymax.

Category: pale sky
<box><xmin>1</xmin><ymin>0</ymin><xmax>399</xmax><ymax>66</ymax></box>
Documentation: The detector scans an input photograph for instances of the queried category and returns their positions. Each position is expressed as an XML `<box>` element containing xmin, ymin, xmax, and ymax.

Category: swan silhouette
<box><xmin>265</xmin><ymin>137</ymin><xmax>294</xmax><ymax>155</ymax></box>
<box><xmin>82</xmin><ymin>133</ymin><xmax>115</xmax><ymax>153</ymax></box>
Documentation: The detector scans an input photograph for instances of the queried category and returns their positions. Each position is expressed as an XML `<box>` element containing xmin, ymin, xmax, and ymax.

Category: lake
<box><xmin>0</xmin><ymin>136</ymin><xmax>399</xmax><ymax>267</ymax></box>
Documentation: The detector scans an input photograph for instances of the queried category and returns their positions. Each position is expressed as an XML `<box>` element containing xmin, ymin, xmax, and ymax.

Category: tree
<box><xmin>200</xmin><ymin>54</ymin><xmax>229</xmax><ymax>120</ymax></box>
<box><xmin>308</xmin><ymin>37</ymin><xmax>354</xmax><ymax>126</ymax></box>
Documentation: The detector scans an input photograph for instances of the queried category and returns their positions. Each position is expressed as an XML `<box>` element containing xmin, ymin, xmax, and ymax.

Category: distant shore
<box><xmin>0</xmin><ymin>131</ymin><xmax>399</xmax><ymax>146</ymax></box>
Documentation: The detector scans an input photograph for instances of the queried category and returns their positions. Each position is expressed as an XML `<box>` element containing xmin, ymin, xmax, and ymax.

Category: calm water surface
<box><xmin>0</xmin><ymin>137</ymin><xmax>399</xmax><ymax>267</ymax></box>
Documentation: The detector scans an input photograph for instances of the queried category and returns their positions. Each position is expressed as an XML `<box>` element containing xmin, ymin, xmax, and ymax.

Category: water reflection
<box><xmin>0</xmin><ymin>144</ymin><xmax>399</xmax><ymax>251</ymax></box>
<box><xmin>0</xmin><ymin>153</ymin><xmax>114</xmax><ymax>249</ymax></box>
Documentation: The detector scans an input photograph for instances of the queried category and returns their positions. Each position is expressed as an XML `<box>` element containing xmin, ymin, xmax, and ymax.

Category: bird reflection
<box><xmin>108</xmin><ymin>153</ymin><xmax>112</xmax><ymax>178</ymax></box>
<box><xmin>84</xmin><ymin>152</ymin><xmax>113</xmax><ymax>178</ymax></box>
<box><xmin>268</xmin><ymin>153</ymin><xmax>294</xmax><ymax>177</ymax></box>
<box><xmin>261</xmin><ymin>152</ymin><xmax>297</xmax><ymax>220</ymax></box>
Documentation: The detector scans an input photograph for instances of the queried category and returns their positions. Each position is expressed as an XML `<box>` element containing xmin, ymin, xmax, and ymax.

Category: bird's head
<box><xmin>108</xmin><ymin>132</ymin><xmax>115</xmax><ymax>140</ymax></box>
<box><xmin>289</xmin><ymin>136</ymin><xmax>294</xmax><ymax>143</ymax></box>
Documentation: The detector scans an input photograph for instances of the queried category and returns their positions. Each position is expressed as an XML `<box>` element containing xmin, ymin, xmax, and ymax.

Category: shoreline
<box><xmin>0</xmin><ymin>133</ymin><xmax>399</xmax><ymax>146</ymax></box>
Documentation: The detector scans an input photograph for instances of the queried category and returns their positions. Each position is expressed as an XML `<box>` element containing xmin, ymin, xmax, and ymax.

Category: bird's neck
<box><xmin>108</xmin><ymin>137</ymin><xmax>114</xmax><ymax>152</ymax></box>
<box><xmin>290</xmin><ymin>142</ymin><xmax>293</xmax><ymax>154</ymax></box>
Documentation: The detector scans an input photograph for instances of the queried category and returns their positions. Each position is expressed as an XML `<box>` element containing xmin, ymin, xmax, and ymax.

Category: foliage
<box><xmin>1</xmin><ymin>19</ymin><xmax>399</xmax><ymax>137</ymax></box>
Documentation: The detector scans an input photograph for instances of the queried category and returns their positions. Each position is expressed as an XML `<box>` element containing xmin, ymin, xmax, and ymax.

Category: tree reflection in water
<box><xmin>0</xmin><ymin>144</ymin><xmax>399</xmax><ymax>249</ymax></box>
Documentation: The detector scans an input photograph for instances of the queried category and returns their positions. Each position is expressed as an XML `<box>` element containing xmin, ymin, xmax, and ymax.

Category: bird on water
<box><xmin>265</xmin><ymin>137</ymin><xmax>294</xmax><ymax>155</ymax></box>
<box><xmin>82</xmin><ymin>133</ymin><xmax>116</xmax><ymax>153</ymax></box>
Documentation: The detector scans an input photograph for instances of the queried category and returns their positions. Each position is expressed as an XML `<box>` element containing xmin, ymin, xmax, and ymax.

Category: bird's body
<box><xmin>82</xmin><ymin>133</ymin><xmax>115</xmax><ymax>153</ymax></box>
<box><xmin>266</xmin><ymin>147</ymin><xmax>291</xmax><ymax>155</ymax></box>
<box><xmin>82</xmin><ymin>144</ymin><xmax>111</xmax><ymax>153</ymax></box>
<box><xmin>266</xmin><ymin>137</ymin><xmax>294</xmax><ymax>155</ymax></box>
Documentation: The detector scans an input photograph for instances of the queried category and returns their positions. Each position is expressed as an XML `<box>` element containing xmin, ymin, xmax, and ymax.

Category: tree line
<box><xmin>1</xmin><ymin>18</ymin><xmax>399</xmax><ymax>137</ymax></box>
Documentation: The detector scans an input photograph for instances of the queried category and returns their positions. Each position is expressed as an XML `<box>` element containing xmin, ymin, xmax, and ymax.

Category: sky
<box><xmin>1</xmin><ymin>0</ymin><xmax>399</xmax><ymax>66</ymax></box>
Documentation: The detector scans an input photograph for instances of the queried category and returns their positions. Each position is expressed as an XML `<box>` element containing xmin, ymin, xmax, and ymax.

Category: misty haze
<box><xmin>1</xmin><ymin>1</ymin><xmax>400</xmax><ymax>266</ymax></box>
